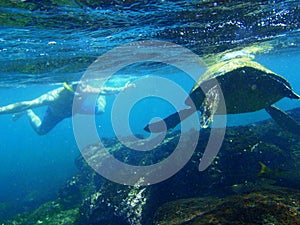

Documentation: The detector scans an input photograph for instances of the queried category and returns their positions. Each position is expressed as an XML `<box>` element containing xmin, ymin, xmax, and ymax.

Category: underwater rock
<box><xmin>1</xmin><ymin>200</ymin><xmax>79</xmax><ymax>225</ymax></box>
<box><xmin>78</xmin><ymin>179</ymin><xmax>149</xmax><ymax>225</ymax></box>
<box><xmin>58</xmin><ymin>176</ymin><xmax>82</xmax><ymax>209</ymax></box>
<box><xmin>77</xmin><ymin>107</ymin><xmax>300</xmax><ymax>224</ymax></box>
<box><xmin>153</xmin><ymin>187</ymin><xmax>300</xmax><ymax>225</ymax></box>
<box><xmin>2</xmin><ymin>108</ymin><xmax>300</xmax><ymax>224</ymax></box>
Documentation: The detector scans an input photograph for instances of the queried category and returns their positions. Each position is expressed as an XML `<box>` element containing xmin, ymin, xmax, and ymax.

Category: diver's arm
<box><xmin>80</xmin><ymin>82</ymin><xmax>135</xmax><ymax>95</ymax></box>
<box><xmin>100</xmin><ymin>82</ymin><xmax>135</xmax><ymax>95</ymax></box>
<box><xmin>0</xmin><ymin>87</ymin><xmax>63</xmax><ymax>115</ymax></box>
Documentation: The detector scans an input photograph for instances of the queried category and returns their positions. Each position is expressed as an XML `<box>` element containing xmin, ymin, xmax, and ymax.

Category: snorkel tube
<box><xmin>63</xmin><ymin>82</ymin><xmax>75</xmax><ymax>93</ymax></box>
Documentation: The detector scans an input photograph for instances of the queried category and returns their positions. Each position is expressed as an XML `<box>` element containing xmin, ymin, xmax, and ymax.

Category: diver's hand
<box><xmin>123</xmin><ymin>81</ymin><xmax>136</xmax><ymax>91</ymax></box>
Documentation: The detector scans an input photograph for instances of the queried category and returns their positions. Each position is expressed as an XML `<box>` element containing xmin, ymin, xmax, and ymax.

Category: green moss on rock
<box><xmin>2</xmin><ymin>201</ymin><xmax>79</xmax><ymax>225</ymax></box>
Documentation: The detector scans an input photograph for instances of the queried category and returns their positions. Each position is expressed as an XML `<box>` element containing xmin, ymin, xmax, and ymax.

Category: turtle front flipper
<box><xmin>265</xmin><ymin>105</ymin><xmax>300</xmax><ymax>136</ymax></box>
<box><xmin>144</xmin><ymin>108</ymin><xmax>195</xmax><ymax>133</ymax></box>
<box><xmin>199</xmin><ymin>85</ymin><xmax>220</xmax><ymax>128</ymax></box>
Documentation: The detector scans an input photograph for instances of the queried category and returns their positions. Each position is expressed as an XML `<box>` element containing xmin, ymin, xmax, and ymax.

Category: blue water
<box><xmin>0</xmin><ymin>0</ymin><xmax>300</xmax><ymax>220</ymax></box>
<box><xmin>0</xmin><ymin>86</ymin><xmax>78</xmax><ymax>212</ymax></box>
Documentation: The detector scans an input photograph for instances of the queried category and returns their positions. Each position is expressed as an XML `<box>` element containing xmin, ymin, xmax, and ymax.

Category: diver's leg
<box><xmin>0</xmin><ymin>88</ymin><xmax>61</xmax><ymax>115</ymax></box>
<box><xmin>26</xmin><ymin>107</ymin><xmax>66</xmax><ymax>135</ymax></box>
<box><xmin>0</xmin><ymin>101</ymin><xmax>35</xmax><ymax>115</ymax></box>
<box><xmin>26</xmin><ymin>109</ymin><xmax>43</xmax><ymax>134</ymax></box>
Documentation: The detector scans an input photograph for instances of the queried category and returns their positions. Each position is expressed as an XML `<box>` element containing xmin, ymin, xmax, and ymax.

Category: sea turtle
<box><xmin>145</xmin><ymin>50</ymin><xmax>300</xmax><ymax>135</ymax></box>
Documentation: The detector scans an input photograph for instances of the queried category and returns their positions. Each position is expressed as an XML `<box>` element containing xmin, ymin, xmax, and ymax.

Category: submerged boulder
<box><xmin>1</xmin><ymin>201</ymin><xmax>79</xmax><ymax>225</ymax></box>
<box><xmin>153</xmin><ymin>187</ymin><xmax>300</xmax><ymax>225</ymax></box>
<box><xmin>77</xmin><ymin>108</ymin><xmax>300</xmax><ymax>224</ymax></box>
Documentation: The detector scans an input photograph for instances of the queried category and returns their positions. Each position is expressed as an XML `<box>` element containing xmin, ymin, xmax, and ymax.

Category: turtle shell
<box><xmin>187</xmin><ymin>57</ymin><xmax>294</xmax><ymax>114</ymax></box>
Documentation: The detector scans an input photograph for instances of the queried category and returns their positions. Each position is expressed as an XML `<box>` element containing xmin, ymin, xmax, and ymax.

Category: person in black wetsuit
<box><xmin>0</xmin><ymin>81</ymin><xmax>134</xmax><ymax>135</ymax></box>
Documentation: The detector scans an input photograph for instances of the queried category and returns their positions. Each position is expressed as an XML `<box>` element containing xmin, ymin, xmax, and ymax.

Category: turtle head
<box><xmin>288</xmin><ymin>91</ymin><xmax>300</xmax><ymax>100</ymax></box>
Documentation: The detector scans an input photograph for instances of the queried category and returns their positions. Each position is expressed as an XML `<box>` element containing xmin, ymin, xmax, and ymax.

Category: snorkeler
<box><xmin>0</xmin><ymin>81</ymin><xmax>134</xmax><ymax>135</ymax></box>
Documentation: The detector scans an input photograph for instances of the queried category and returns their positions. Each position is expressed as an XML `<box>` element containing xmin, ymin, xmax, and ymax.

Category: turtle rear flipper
<box><xmin>265</xmin><ymin>105</ymin><xmax>300</xmax><ymax>136</ymax></box>
<box><xmin>144</xmin><ymin>108</ymin><xmax>195</xmax><ymax>133</ymax></box>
